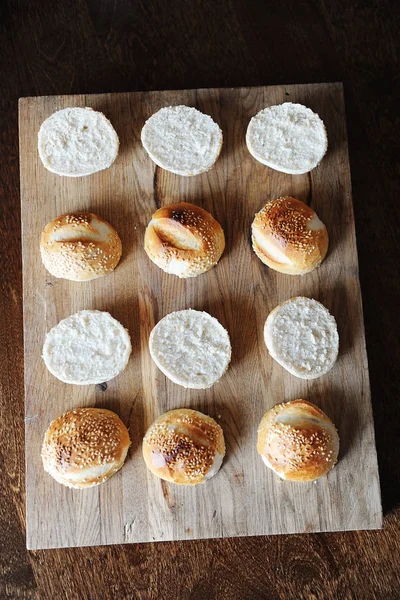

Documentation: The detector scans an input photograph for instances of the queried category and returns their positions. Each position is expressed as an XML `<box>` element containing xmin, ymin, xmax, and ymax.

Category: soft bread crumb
<box><xmin>38</xmin><ymin>107</ymin><xmax>119</xmax><ymax>177</ymax></box>
<box><xmin>43</xmin><ymin>310</ymin><xmax>131</xmax><ymax>385</ymax></box>
<box><xmin>264</xmin><ymin>297</ymin><xmax>339</xmax><ymax>379</ymax></box>
<box><xmin>141</xmin><ymin>105</ymin><xmax>223</xmax><ymax>176</ymax></box>
<box><xmin>246</xmin><ymin>103</ymin><xmax>327</xmax><ymax>174</ymax></box>
<box><xmin>149</xmin><ymin>309</ymin><xmax>231</xmax><ymax>388</ymax></box>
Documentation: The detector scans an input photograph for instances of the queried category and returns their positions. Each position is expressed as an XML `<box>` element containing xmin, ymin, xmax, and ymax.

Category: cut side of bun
<box><xmin>264</xmin><ymin>297</ymin><xmax>339</xmax><ymax>379</ymax></box>
<box><xmin>257</xmin><ymin>400</ymin><xmax>339</xmax><ymax>482</ymax></box>
<box><xmin>38</xmin><ymin>107</ymin><xmax>119</xmax><ymax>177</ymax></box>
<box><xmin>144</xmin><ymin>202</ymin><xmax>225</xmax><ymax>278</ymax></box>
<box><xmin>246</xmin><ymin>103</ymin><xmax>328</xmax><ymax>174</ymax></box>
<box><xmin>142</xmin><ymin>408</ymin><xmax>225</xmax><ymax>485</ymax></box>
<box><xmin>251</xmin><ymin>197</ymin><xmax>329</xmax><ymax>275</ymax></box>
<box><xmin>141</xmin><ymin>105</ymin><xmax>223</xmax><ymax>176</ymax></box>
<box><xmin>40</xmin><ymin>212</ymin><xmax>122</xmax><ymax>281</ymax></box>
<box><xmin>41</xmin><ymin>408</ymin><xmax>131</xmax><ymax>488</ymax></box>
<box><xmin>149</xmin><ymin>309</ymin><xmax>231</xmax><ymax>389</ymax></box>
<box><xmin>43</xmin><ymin>310</ymin><xmax>131</xmax><ymax>385</ymax></box>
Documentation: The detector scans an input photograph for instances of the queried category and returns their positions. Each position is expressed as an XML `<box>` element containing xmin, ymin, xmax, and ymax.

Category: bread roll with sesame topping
<box><xmin>43</xmin><ymin>310</ymin><xmax>132</xmax><ymax>385</ymax></box>
<box><xmin>40</xmin><ymin>212</ymin><xmax>122</xmax><ymax>281</ymax></box>
<box><xmin>149</xmin><ymin>309</ymin><xmax>231</xmax><ymax>389</ymax></box>
<box><xmin>144</xmin><ymin>202</ymin><xmax>225</xmax><ymax>278</ymax></box>
<box><xmin>257</xmin><ymin>400</ymin><xmax>339</xmax><ymax>482</ymax></box>
<box><xmin>41</xmin><ymin>408</ymin><xmax>131</xmax><ymax>488</ymax></box>
<box><xmin>251</xmin><ymin>197</ymin><xmax>329</xmax><ymax>275</ymax></box>
<box><xmin>143</xmin><ymin>409</ymin><xmax>225</xmax><ymax>485</ymax></box>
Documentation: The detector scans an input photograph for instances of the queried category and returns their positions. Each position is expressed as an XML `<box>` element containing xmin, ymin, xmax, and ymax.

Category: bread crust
<box><xmin>251</xmin><ymin>197</ymin><xmax>329</xmax><ymax>275</ymax></box>
<box><xmin>257</xmin><ymin>400</ymin><xmax>339</xmax><ymax>482</ymax></box>
<box><xmin>41</xmin><ymin>408</ymin><xmax>131</xmax><ymax>488</ymax></box>
<box><xmin>143</xmin><ymin>409</ymin><xmax>225</xmax><ymax>485</ymax></box>
<box><xmin>40</xmin><ymin>212</ymin><xmax>122</xmax><ymax>281</ymax></box>
<box><xmin>144</xmin><ymin>202</ymin><xmax>225</xmax><ymax>278</ymax></box>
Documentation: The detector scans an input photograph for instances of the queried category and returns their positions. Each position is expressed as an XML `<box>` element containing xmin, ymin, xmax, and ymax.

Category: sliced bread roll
<box><xmin>43</xmin><ymin>310</ymin><xmax>131</xmax><ymax>385</ymax></box>
<box><xmin>40</xmin><ymin>212</ymin><xmax>122</xmax><ymax>281</ymax></box>
<box><xmin>41</xmin><ymin>408</ymin><xmax>131</xmax><ymax>488</ymax></box>
<box><xmin>149</xmin><ymin>309</ymin><xmax>231</xmax><ymax>389</ymax></box>
<box><xmin>141</xmin><ymin>105</ymin><xmax>223</xmax><ymax>176</ymax></box>
<box><xmin>144</xmin><ymin>202</ymin><xmax>225</xmax><ymax>278</ymax></box>
<box><xmin>38</xmin><ymin>107</ymin><xmax>119</xmax><ymax>176</ymax></box>
<box><xmin>246</xmin><ymin>103</ymin><xmax>328</xmax><ymax>174</ymax></box>
<box><xmin>264</xmin><ymin>297</ymin><xmax>339</xmax><ymax>379</ymax></box>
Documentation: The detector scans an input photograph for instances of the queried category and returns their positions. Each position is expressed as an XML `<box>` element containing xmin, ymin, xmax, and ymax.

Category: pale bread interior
<box><xmin>38</xmin><ymin>107</ymin><xmax>119</xmax><ymax>177</ymax></box>
<box><xmin>246</xmin><ymin>102</ymin><xmax>327</xmax><ymax>174</ymax></box>
<box><xmin>43</xmin><ymin>310</ymin><xmax>131</xmax><ymax>385</ymax></box>
<box><xmin>141</xmin><ymin>105</ymin><xmax>223</xmax><ymax>176</ymax></box>
<box><xmin>264</xmin><ymin>297</ymin><xmax>339</xmax><ymax>379</ymax></box>
<box><xmin>149</xmin><ymin>309</ymin><xmax>231</xmax><ymax>389</ymax></box>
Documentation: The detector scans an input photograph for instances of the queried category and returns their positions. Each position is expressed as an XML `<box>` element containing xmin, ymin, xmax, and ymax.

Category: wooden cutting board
<box><xmin>19</xmin><ymin>83</ymin><xmax>382</xmax><ymax>550</ymax></box>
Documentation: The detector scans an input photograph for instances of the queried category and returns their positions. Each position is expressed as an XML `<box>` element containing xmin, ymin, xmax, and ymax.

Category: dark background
<box><xmin>1</xmin><ymin>1</ymin><xmax>399</xmax><ymax>598</ymax></box>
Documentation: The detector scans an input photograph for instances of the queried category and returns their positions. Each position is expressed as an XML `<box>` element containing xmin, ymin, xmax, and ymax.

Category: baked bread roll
<box><xmin>143</xmin><ymin>409</ymin><xmax>225</xmax><ymax>485</ymax></box>
<box><xmin>257</xmin><ymin>400</ymin><xmax>339</xmax><ymax>482</ymax></box>
<box><xmin>141</xmin><ymin>105</ymin><xmax>223</xmax><ymax>176</ymax></box>
<box><xmin>246</xmin><ymin>103</ymin><xmax>328</xmax><ymax>174</ymax></box>
<box><xmin>38</xmin><ymin>107</ymin><xmax>119</xmax><ymax>177</ymax></box>
<box><xmin>149</xmin><ymin>309</ymin><xmax>231</xmax><ymax>389</ymax></box>
<box><xmin>41</xmin><ymin>408</ymin><xmax>130</xmax><ymax>488</ymax></box>
<box><xmin>43</xmin><ymin>310</ymin><xmax>132</xmax><ymax>385</ymax></box>
<box><xmin>144</xmin><ymin>202</ymin><xmax>225</xmax><ymax>278</ymax></box>
<box><xmin>264</xmin><ymin>297</ymin><xmax>339</xmax><ymax>379</ymax></box>
<box><xmin>40</xmin><ymin>212</ymin><xmax>122</xmax><ymax>281</ymax></box>
<box><xmin>251</xmin><ymin>197</ymin><xmax>329</xmax><ymax>275</ymax></box>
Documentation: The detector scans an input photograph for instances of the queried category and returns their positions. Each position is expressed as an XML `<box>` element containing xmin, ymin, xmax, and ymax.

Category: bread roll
<box><xmin>246</xmin><ymin>103</ymin><xmax>328</xmax><ymax>174</ymax></box>
<box><xmin>251</xmin><ymin>197</ymin><xmax>329</xmax><ymax>275</ymax></box>
<box><xmin>38</xmin><ymin>107</ymin><xmax>119</xmax><ymax>177</ymax></box>
<box><xmin>144</xmin><ymin>202</ymin><xmax>225</xmax><ymax>278</ymax></box>
<box><xmin>257</xmin><ymin>400</ymin><xmax>339</xmax><ymax>482</ymax></box>
<box><xmin>264</xmin><ymin>297</ymin><xmax>339</xmax><ymax>379</ymax></box>
<box><xmin>41</xmin><ymin>408</ymin><xmax>130</xmax><ymax>488</ymax></box>
<box><xmin>143</xmin><ymin>409</ymin><xmax>225</xmax><ymax>485</ymax></box>
<box><xmin>43</xmin><ymin>310</ymin><xmax>132</xmax><ymax>385</ymax></box>
<box><xmin>149</xmin><ymin>309</ymin><xmax>231</xmax><ymax>389</ymax></box>
<box><xmin>40</xmin><ymin>212</ymin><xmax>122</xmax><ymax>281</ymax></box>
<box><xmin>141</xmin><ymin>105</ymin><xmax>223</xmax><ymax>176</ymax></box>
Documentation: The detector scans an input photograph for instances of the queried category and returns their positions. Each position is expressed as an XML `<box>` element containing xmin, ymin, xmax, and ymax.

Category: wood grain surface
<box><xmin>1</xmin><ymin>0</ymin><xmax>400</xmax><ymax>597</ymax></box>
<box><xmin>19</xmin><ymin>83</ymin><xmax>381</xmax><ymax>550</ymax></box>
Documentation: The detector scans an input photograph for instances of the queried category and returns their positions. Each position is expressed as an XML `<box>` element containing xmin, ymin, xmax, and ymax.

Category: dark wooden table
<box><xmin>1</xmin><ymin>1</ymin><xmax>399</xmax><ymax>598</ymax></box>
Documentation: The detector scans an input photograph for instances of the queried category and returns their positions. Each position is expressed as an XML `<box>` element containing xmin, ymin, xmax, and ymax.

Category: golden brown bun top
<box><xmin>142</xmin><ymin>409</ymin><xmax>225</xmax><ymax>485</ymax></box>
<box><xmin>41</xmin><ymin>408</ymin><xmax>130</xmax><ymax>488</ymax></box>
<box><xmin>144</xmin><ymin>202</ymin><xmax>225</xmax><ymax>278</ymax></box>
<box><xmin>40</xmin><ymin>212</ymin><xmax>122</xmax><ymax>281</ymax></box>
<box><xmin>257</xmin><ymin>400</ymin><xmax>339</xmax><ymax>482</ymax></box>
<box><xmin>251</xmin><ymin>197</ymin><xmax>329</xmax><ymax>275</ymax></box>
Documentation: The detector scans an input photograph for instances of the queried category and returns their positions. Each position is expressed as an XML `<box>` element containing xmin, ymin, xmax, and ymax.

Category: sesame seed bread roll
<box><xmin>38</xmin><ymin>107</ymin><xmax>119</xmax><ymax>177</ymax></box>
<box><xmin>257</xmin><ymin>400</ymin><xmax>339</xmax><ymax>482</ymax></box>
<box><xmin>264</xmin><ymin>297</ymin><xmax>339</xmax><ymax>379</ymax></box>
<box><xmin>251</xmin><ymin>197</ymin><xmax>329</xmax><ymax>275</ymax></box>
<box><xmin>43</xmin><ymin>310</ymin><xmax>132</xmax><ymax>385</ymax></box>
<box><xmin>246</xmin><ymin>103</ymin><xmax>328</xmax><ymax>174</ymax></box>
<box><xmin>149</xmin><ymin>309</ymin><xmax>231</xmax><ymax>389</ymax></box>
<box><xmin>143</xmin><ymin>409</ymin><xmax>225</xmax><ymax>485</ymax></box>
<box><xmin>144</xmin><ymin>202</ymin><xmax>225</xmax><ymax>278</ymax></box>
<box><xmin>41</xmin><ymin>408</ymin><xmax>131</xmax><ymax>488</ymax></box>
<box><xmin>40</xmin><ymin>212</ymin><xmax>122</xmax><ymax>281</ymax></box>
<box><xmin>141</xmin><ymin>105</ymin><xmax>223</xmax><ymax>176</ymax></box>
